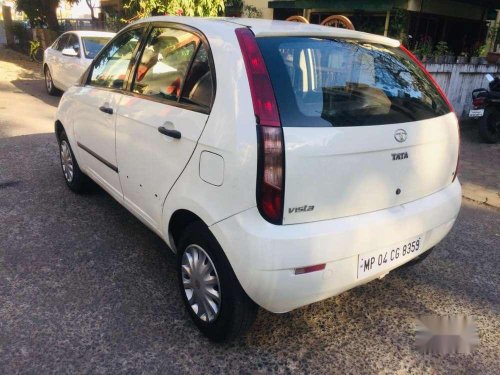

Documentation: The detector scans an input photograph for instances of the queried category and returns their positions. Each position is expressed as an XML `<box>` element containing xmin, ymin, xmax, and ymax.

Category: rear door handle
<box><xmin>158</xmin><ymin>126</ymin><xmax>181</xmax><ymax>139</ymax></box>
<box><xmin>99</xmin><ymin>105</ymin><xmax>113</xmax><ymax>115</ymax></box>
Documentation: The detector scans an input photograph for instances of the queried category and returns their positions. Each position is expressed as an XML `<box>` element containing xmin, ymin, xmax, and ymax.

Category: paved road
<box><xmin>1</xmin><ymin>47</ymin><xmax>499</xmax><ymax>374</ymax></box>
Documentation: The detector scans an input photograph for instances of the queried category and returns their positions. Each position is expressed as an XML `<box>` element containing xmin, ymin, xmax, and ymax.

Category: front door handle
<box><xmin>158</xmin><ymin>126</ymin><xmax>181</xmax><ymax>139</ymax></box>
<box><xmin>99</xmin><ymin>105</ymin><xmax>113</xmax><ymax>115</ymax></box>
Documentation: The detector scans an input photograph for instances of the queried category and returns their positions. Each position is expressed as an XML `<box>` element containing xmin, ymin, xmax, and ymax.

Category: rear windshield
<box><xmin>82</xmin><ymin>36</ymin><xmax>111</xmax><ymax>59</ymax></box>
<box><xmin>257</xmin><ymin>37</ymin><xmax>450</xmax><ymax>127</ymax></box>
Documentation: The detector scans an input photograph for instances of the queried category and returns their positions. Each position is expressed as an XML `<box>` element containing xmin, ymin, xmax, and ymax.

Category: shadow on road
<box><xmin>10</xmin><ymin>78</ymin><xmax>61</xmax><ymax>108</ymax></box>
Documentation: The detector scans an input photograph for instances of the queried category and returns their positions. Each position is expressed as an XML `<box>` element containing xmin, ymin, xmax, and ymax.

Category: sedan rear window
<box><xmin>82</xmin><ymin>37</ymin><xmax>112</xmax><ymax>59</ymax></box>
<box><xmin>257</xmin><ymin>37</ymin><xmax>450</xmax><ymax>127</ymax></box>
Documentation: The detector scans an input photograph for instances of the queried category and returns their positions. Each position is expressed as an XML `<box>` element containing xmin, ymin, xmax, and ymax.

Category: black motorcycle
<box><xmin>470</xmin><ymin>74</ymin><xmax>500</xmax><ymax>143</ymax></box>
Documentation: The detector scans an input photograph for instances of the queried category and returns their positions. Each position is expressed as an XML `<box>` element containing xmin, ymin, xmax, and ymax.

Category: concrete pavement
<box><xmin>459</xmin><ymin>120</ymin><xmax>500</xmax><ymax>208</ymax></box>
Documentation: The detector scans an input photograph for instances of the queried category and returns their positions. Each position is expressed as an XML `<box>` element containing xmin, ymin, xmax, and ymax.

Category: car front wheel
<box><xmin>177</xmin><ymin>222</ymin><xmax>258</xmax><ymax>342</ymax></box>
<box><xmin>44</xmin><ymin>66</ymin><xmax>59</xmax><ymax>96</ymax></box>
<box><xmin>58</xmin><ymin>130</ymin><xmax>88</xmax><ymax>193</ymax></box>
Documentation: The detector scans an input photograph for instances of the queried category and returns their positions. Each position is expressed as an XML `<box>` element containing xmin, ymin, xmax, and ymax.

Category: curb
<box><xmin>462</xmin><ymin>182</ymin><xmax>500</xmax><ymax>208</ymax></box>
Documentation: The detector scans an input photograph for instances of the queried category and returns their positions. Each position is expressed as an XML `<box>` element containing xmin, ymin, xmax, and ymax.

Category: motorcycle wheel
<box><xmin>479</xmin><ymin>108</ymin><xmax>500</xmax><ymax>143</ymax></box>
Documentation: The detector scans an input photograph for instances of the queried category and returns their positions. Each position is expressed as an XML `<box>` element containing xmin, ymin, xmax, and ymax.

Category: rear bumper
<box><xmin>210</xmin><ymin>180</ymin><xmax>462</xmax><ymax>313</ymax></box>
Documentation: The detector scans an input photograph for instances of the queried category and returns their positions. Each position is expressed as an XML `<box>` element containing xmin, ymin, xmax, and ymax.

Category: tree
<box><xmin>15</xmin><ymin>0</ymin><xmax>79</xmax><ymax>31</ymax></box>
<box><xmin>124</xmin><ymin>0</ymin><xmax>225</xmax><ymax>22</ymax></box>
<box><xmin>85</xmin><ymin>0</ymin><xmax>97</xmax><ymax>20</ymax></box>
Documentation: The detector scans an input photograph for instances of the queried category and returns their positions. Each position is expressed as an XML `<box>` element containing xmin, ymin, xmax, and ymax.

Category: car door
<box><xmin>50</xmin><ymin>33</ymin><xmax>69</xmax><ymax>88</ymax></box>
<box><xmin>72</xmin><ymin>27</ymin><xmax>146</xmax><ymax>201</ymax></box>
<box><xmin>58</xmin><ymin>33</ymin><xmax>84</xmax><ymax>90</ymax></box>
<box><xmin>116</xmin><ymin>25</ymin><xmax>214</xmax><ymax>229</ymax></box>
<box><xmin>58</xmin><ymin>33</ymin><xmax>85</xmax><ymax>89</ymax></box>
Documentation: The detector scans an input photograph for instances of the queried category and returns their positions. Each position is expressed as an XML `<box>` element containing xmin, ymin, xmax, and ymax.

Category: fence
<box><xmin>424</xmin><ymin>63</ymin><xmax>500</xmax><ymax>118</ymax></box>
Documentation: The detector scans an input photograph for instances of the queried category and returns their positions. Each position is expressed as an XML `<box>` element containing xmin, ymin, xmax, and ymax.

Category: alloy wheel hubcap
<box><xmin>181</xmin><ymin>245</ymin><xmax>221</xmax><ymax>322</ymax></box>
<box><xmin>60</xmin><ymin>140</ymin><xmax>74</xmax><ymax>182</ymax></box>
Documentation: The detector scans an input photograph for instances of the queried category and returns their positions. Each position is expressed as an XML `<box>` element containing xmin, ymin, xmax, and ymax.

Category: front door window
<box><xmin>90</xmin><ymin>28</ymin><xmax>144</xmax><ymax>90</ymax></box>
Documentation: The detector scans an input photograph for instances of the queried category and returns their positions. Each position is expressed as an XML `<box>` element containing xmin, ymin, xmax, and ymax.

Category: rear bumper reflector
<box><xmin>295</xmin><ymin>264</ymin><xmax>326</xmax><ymax>275</ymax></box>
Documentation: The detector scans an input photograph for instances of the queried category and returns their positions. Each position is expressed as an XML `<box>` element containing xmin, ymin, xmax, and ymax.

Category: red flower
<box><xmin>176</xmin><ymin>8</ymin><xmax>183</xmax><ymax>16</ymax></box>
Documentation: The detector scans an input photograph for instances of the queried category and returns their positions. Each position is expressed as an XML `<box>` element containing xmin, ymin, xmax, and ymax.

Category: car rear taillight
<box><xmin>258</xmin><ymin>126</ymin><xmax>284</xmax><ymax>223</ymax></box>
<box><xmin>472</xmin><ymin>97</ymin><xmax>486</xmax><ymax>108</ymax></box>
<box><xmin>236</xmin><ymin>28</ymin><xmax>285</xmax><ymax>224</ymax></box>
<box><xmin>400</xmin><ymin>45</ymin><xmax>460</xmax><ymax>183</ymax></box>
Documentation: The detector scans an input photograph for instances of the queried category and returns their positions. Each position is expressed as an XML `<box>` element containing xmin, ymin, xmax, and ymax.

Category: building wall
<box><xmin>245</xmin><ymin>0</ymin><xmax>273</xmax><ymax>19</ymax></box>
<box><xmin>408</xmin><ymin>0</ymin><xmax>485</xmax><ymax>21</ymax></box>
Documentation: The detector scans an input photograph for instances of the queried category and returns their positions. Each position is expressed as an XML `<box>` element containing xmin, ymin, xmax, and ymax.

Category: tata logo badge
<box><xmin>392</xmin><ymin>152</ymin><xmax>408</xmax><ymax>160</ymax></box>
<box><xmin>394</xmin><ymin>129</ymin><xmax>407</xmax><ymax>143</ymax></box>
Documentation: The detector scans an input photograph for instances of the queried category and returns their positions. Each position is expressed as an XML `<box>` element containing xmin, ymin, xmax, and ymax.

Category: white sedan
<box><xmin>43</xmin><ymin>30</ymin><xmax>115</xmax><ymax>95</ymax></box>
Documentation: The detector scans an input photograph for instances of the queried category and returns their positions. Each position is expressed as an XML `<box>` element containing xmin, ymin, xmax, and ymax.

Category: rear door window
<box><xmin>257</xmin><ymin>37</ymin><xmax>450</xmax><ymax>127</ymax></box>
<box><xmin>180</xmin><ymin>43</ymin><xmax>213</xmax><ymax>109</ymax></box>
<box><xmin>132</xmin><ymin>27</ymin><xmax>199</xmax><ymax>102</ymax></box>
<box><xmin>82</xmin><ymin>37</ymin><xmax>111</xmax><ymax>59</ymax></box>
<box><xmin>67</xmin><ymin>34</ymin><xmax>80</xmax><ymax>55</ymax></box>
<box><xmin>55</xmin><ymin>34</ymin><xmax>69</xmax><ymax>52</ymax></box>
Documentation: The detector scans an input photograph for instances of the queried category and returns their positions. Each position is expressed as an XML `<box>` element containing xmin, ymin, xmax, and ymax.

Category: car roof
<box><xmin>133</xmin><ymin>16</ymin><xmax>400</xmax><ymax>47</ymax></box>
<box><xmin>63</xmin><ymin>30</ymin><xmax>116</xmax><ymax>38</ymax></box>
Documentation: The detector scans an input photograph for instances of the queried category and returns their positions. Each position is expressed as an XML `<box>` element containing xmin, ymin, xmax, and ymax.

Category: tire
<box><xmin>399</xmin><ymin>247</ymin><xmax>434</xmax><ymax>269</ymax></box>
<box><xmin>58</xmin><ymin>130</ymin><xmax>89</xmax><ymax>193</ymax></box>
<box><xmin>479</xmin><ymin>109</ymin><xmax>500</xmax><ymax>143</ymax></box>
<box><xmin>44</xmin><ymin>66</ymin><xmax>60</xmax><ymax>96</ymax></box>
<box><xmin>177</xmin><ymin>221</ymin><xmax>258</xmax><ymax>342</ymax></box>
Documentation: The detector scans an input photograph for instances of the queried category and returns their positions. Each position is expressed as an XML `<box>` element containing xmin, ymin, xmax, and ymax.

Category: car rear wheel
<box><xmin>44</xmin><ymin>66</ymin><xmax>59</xmax><ymax>96</ymax></box>
<box><xmin>177</xmin><ymin>221</ymin><xmax>258</xmax><ymax>342</ymax></box>
<box><xmin>58</xmin><ymin>130</ymin><xmax>88</xmax><ymax>193</ymax></box>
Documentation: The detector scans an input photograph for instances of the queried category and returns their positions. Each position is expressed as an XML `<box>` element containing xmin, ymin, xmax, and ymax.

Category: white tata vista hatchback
<box><xmin>55</xmin><ymin>17</ymin><xmax>461</xmax><ymax>341</ymax></box>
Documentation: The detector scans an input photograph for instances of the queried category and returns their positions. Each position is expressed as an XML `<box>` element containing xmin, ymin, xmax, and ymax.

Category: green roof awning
<box><xmin>269</xmin><ymin>0</ymin><xmax>407</xmax><ymax>11</ymax></box>
<box><xmin>268</xmin><ymin>0</ymin><xmax>500</xmax><ymax>11</ymax></box>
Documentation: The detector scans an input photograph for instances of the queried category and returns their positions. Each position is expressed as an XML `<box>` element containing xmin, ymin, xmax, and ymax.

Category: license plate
<box><xmin>357</xmin><ymin>236</ymin><xmax>423</xmax><ymax>280</ymax></box>
<box><xmin>469</xmin><ymin>109</ymin><xmax>484</xmax><ymax>118</ymax></box>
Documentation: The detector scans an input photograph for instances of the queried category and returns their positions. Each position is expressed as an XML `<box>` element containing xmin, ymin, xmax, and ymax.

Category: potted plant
<box><xmin>415</xmin><ymin>36</ymin><xmax>433</xmax><ymax>63</ymax></box>
<box><xmin>433</xmin><ymin>41</ymin><xmax>451</xmax><ymax>64</ymax></box>
<box><xmin>470</xmin><ymin>46</ymin><xmax>480</xmax><ymax>64</ymax></box>
<box><xmin>479</xmin><ymin>44</ymin><xmax>489</xmax><ymax>64</ymax></box>
<box><xmin>456</xmin><ymin>52</ymin><xmax>469</xmax><ymax>64</ymax></box>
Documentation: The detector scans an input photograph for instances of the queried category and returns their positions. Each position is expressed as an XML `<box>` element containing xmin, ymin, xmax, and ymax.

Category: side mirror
<box><xmin>62</xmin><ymin>47</ymin><xmax>78</xmax><ymax>57</ymax></box>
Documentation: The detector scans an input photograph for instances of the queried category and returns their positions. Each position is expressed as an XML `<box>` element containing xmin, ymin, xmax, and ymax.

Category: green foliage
<box><xmin>14</xmin><ymin>0</ymin><xmax>45</xmax><ymax>27</ymax></box>
<box><xmin>434</xmin><ymin>41</ymin><xmax>449</xmax><ymax>56</ymax></box>
<box><xmin>413</xmin><ymin>35</ymin><xmax>433</xmax><ymax>57</ymax></box>
<box><xmin>242</xmin><ymin>4</ymin><xmax>262</xmax><ymax>18</ymax></box>
<box><xmin>6</xmin><ymin>20</ymin><xmax>31</xmax><ymax>53</ymax></box>
<box><xmin>15</xmin><ymin>0</ymin><xmax>79</xmax><ymax>30</ymax></box>
<box><xmin>124</xmin><ymin>0</ymin><xmax>225</xmax><ymax>22</ymax></box>
<box><xmin>224</xmin><ymin>0</ymin><xmax>243</xmax><ymax>8</ymax></box>
<box><xmin>104</xmin><ymin>15</ymin><xmax>126</xmax><ymax>32</ymax></box>
<box><xmin>478</xmin><ymin>44</ymin><xmax>489</xmax><ymax>57</ymax></box>
<box><xmin>389</xmin><ymin>7</ymin><xmax>409</xmax><ymax>42</ymax></box>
